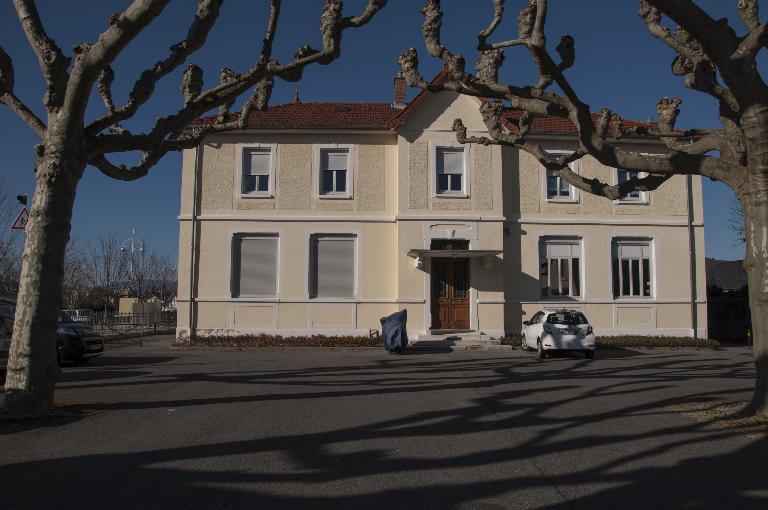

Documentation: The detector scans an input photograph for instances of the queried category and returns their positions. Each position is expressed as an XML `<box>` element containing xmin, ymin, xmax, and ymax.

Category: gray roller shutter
<box><xmin>233</xmin><ymin>235</ymin><xmax>278</xmax><ymax>297</ymax></box>
<box><xmin>311</xmin><ymin>235</ymin><xmax>355</xmax><ymax>298</ymax></box>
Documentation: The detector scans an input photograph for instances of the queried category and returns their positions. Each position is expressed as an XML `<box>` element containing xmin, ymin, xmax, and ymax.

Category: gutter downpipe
<box><xmin>187</xmin><ymin>143</ymin><xmax>201</xmax><ymax>339</ymax></box>
<box><xmin>687</xmin><ymin>174</ymin><xmax>698</xmax><ymax>340</ymax></box>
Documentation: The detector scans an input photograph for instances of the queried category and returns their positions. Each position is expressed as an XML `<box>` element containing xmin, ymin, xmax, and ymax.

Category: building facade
<box><xmin>176</xmin><ymin>76</ymin><xmax>707</xmax><ymax>339</ymax></box>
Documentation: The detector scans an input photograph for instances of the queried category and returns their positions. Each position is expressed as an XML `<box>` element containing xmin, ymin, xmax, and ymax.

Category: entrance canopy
<box><xmin>407</xmin><ymin>249</ymin><xmax>502</xmax><ymax>269</ymax></box>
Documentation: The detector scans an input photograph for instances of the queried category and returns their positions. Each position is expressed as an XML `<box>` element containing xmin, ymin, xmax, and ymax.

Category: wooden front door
<box><xmin>431</xmin><ymin>258</ymin><xmax>470</xmax><ymax>330</ymax></box>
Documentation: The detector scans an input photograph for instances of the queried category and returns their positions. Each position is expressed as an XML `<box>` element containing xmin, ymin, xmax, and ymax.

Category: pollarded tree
<box><xmin>0</xmin><ymin>0</ymin><xmax>387</xmax><ymax>416</ymax></box>
<box><xmin>399</xmin><ymin>0</ymin><xmax>768</xmax><ymax>416</ymax></box>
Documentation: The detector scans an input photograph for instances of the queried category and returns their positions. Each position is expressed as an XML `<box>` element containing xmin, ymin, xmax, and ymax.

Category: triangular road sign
<box><xmin>11</xmin><ymin>207</ymin><xmax>29</xmax><ymax>231</ymax></box>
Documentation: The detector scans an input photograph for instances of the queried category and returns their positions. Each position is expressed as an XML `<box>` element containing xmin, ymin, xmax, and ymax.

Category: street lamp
<box><xmin>121</xmin><ymin>229</ymin><xmax>145</xmax><ymax>300</ymax></box>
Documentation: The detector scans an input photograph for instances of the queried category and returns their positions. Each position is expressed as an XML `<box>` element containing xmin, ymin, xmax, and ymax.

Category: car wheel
<box><xmin>537</xmin><ymin>338</ymin><xmax>546</xmax><ymax>359</ymax></box>
<box><xmin>585</xmin><ymin>350</ymin><xmax>594</xmax><ymax>360</ymax></box>
<box><xmin>521</xmin><ymin>336</ymin><xmax>529</xmax><ymax>351</ymax></box>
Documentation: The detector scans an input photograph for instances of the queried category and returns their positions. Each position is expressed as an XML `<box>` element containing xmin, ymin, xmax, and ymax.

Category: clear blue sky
<box><xmin>0</xmin><ymin>0</ymin><xmax>748</xmax><ymax>261</ymax></box>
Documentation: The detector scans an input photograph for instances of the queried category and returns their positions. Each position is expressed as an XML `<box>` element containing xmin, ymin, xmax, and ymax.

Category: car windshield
<box><xmin>546</xmin><ymin>312</ymin><xmax>588</xmax><ymax>325</ymax></box>
<box><xmin>57</xmin><ymin>311</ymin><xmax>74</xmax><ymax>323</ymax></box>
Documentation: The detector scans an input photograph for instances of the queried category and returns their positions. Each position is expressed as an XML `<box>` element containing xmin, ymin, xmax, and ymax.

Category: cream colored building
<box><xmin>176</xmin><ymin>75</ymin><xmax>707</xmax><ymax>339</ymax></box>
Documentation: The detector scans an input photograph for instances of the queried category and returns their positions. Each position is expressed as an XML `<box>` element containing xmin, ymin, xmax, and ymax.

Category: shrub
<box><xmin>174</xmin><ymin>334</ymin><xmax>382</xmax><ymax>348</ymax></box>
<box><xmin>597</xmin><ymin>336</ymin><xmax>719</xmax><ymax>349</ymax></box>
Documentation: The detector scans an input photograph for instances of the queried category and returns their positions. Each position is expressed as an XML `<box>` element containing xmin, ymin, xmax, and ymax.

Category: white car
<box><xmin>522</xmin><ymin>309</ymin><xmax>596</xmax><ymax>359</ymax></box>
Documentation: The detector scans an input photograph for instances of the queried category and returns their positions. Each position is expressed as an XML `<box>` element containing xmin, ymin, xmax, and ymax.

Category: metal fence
<box><xmin>70</xmin><ymin>311</ymin><xmax>176</xmax><ymax>337</ymax></box>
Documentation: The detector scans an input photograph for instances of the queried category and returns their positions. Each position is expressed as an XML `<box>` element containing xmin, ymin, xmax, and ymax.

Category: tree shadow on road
<box><xmin>0</xmin><ymin>348</ymin><xmax>765</xmax><ymax>508</ymax></box>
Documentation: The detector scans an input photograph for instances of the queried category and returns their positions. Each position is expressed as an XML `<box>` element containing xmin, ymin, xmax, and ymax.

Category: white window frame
<box><xmin>230</xmin><ymin>232</ymin><xmax>280</xmax><ymax>298</ymax></box>
<box><xmin>314</xmin><ymin>144</ymin><xmax>355</xmax><ymax>199</ymax></box>
<box><xmin>307</xmin><ymin>233</ymin><xmax>359</xmax><ymax>300</ymax></box>
<box><xmin>614</xmin><ymin>168</ymin><xmax>650</xmax><ymax>204</ymax></box>
<box><xmin>611</xmin><ymin>238</ymin><xmax>654</xmax><ymax>300</ymax></box>
<box><xmin>236</xmin><ymin>143</ymin><xmax>277</xmax><ymax>199</ymax></box>
<box><xmin>539</xmin><ymin>237</ymin><xmax>583</xmax><ymax>299</ymax></box>
<box><xmin>541</xmin><ymin>150</ymin><xmax>580</xmax><ymax>203</ymax></box>
<box><xmin>430</xmin><ymin>140</ymin><xmax>471</xmax><ymax>198</ymax></box>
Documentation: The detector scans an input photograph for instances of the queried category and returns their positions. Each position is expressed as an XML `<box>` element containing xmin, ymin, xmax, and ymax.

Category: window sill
<box><xmin>317</xmin><ymin>194</ymin><xmax>353</xmax><ymax>200</ymax></box>
<box><xmin>545</xmin><ymin>198</ymin><xmax>579</xmax><ymax>204</ymax></box>
<box><xmin>615</xmin><ymin>199</ymin><xmax>649</xmax><ymax>205</ymax></box>
<box><xmin>434</xmin><ymin>192</ymin><xmax>470</xmax><ymax>199</ymax></box>
<box><xmin>540</xmin><ymin>296</ymin><xmax>582</xmax><ymax>301</ymax></box>
<box><xmin>308</xmin><ymin>297</ymin><xmax>358</xmax><ymax>302</ymax></box>
<box><xmin>613</xmin><ymin>297</ymin><xmax>655</xmax><ymax>302</ymax></box>
<box><xmin>239</xmin><ymin>192</ymin><xmax>274</xmax><ymax>199</ymax></box>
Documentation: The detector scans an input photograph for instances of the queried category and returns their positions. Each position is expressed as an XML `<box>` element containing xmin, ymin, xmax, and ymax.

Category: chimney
<box><xmin>393</xmin><ymin>72</ymin><xmax>406</xmax><ymax>109</ymax></box>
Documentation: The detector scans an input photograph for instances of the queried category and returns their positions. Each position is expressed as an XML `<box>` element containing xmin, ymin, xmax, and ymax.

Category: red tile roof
<box><xmin>194</xmin><ymin>102</ymin><xmax>400</xmax><ymax>130</ymax></box>
<box><xmin>503</xmin><ymin>109</ymin><xmax>659</xmax><ymax>135</ymax></box>
<box><xmin>194</xmin><ymin>72</ymin><xmax>657</xmax><ymax>136</ymax></box>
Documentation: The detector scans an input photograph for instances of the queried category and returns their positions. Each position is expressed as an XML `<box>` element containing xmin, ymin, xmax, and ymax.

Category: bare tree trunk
<box><xmin>3</xmin><ymin>136</ymin><xmax>84</xmax><ymax>416</ymax></box>
<box><xmin>741</xmin><ymin>107</ymin><xmax>768</xmax><ymax>417</ymax></box>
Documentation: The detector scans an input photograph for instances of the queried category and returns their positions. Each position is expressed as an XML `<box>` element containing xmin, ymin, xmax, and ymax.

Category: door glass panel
<box><xmin>433</xmin><ymin>263</ymin><xmax>449</xmax><ymax>299</ymax></box>
<box><xmin>453</xmin><ymin>261</ymin><xmax>468</xmax><ymax>300</ymax></box>
<box><xmin>631</xmin><ymin>259</ymin><xmax>641</xmax><ymax>296</ymax></box>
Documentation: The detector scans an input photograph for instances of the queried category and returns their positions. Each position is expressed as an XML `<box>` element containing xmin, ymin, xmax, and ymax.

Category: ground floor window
<box><xmin>310</xmin><ymin>234</ymin><xmax>356</xmax><ymax>298</ymax></box>
<box><xmin>612</xmin><ymin>240</ymin><xmax>652</xmax><ymax>297</ymax></box>
<box><xmin>232</xmin><ymin>234</ymin><xmax>278</xmax><ymax>297</ymax></box>
<box><xmin>540</xmin><ymin>239</ymin><xmax>581</xmax><ymax>297</ymax></box>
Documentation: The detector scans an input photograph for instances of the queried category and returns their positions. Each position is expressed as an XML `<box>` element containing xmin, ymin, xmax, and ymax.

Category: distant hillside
<box><xmin>706</xmin><ymin>258</ymin><xmax>747</xmax><ymax>291</ymax></box>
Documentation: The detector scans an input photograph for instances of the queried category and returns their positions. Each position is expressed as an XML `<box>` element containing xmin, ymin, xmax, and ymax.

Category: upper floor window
<box><xmin>431</xmin><ymin>142</ymin><xmax>470</xmax><ymax>197</ymax></box>
<box><xmin>238</xmin><ymin>145</ymin><xmax>276</xmax><ymax>198</ymax></box>
<box><xmin>316</xmin><ymin>145</ymin><xmax>354</xmax><ymax>199</ymax></box>
<box><xmin>309</xmin><ymin>234</ymin><xmax>357</xmax><ymax>298</ymax></box>
<box><xmin>612</xmin><ymin>239</ymin><xmax>653</xmax><ymax>298</ymax></box>
<box><xmin>546</xmin><ymin>169</ymin><xmax>573</xmax><ymax>200</ymax></box>
<box><xmin>232</xmin><ymin>234</ymin><xmax>278</xmax><ymax>297</ymax></box>
<box><xmin>617</xmin><ymin>169</ymin><xmax>648</xmax><ymax>203</ymax></box>
<box><xmin>542</xmin><ymin>152</ymin><xmax>579</xmax><ymax>203</ymax></box>
<box><xmin>539</xmin><ymin>238</ymin><xmax>581</xmax><ymax>298</ymax></box>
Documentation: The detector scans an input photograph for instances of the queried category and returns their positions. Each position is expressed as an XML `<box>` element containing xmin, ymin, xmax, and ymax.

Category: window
<box><xmin>617</xmin><ymin>169</ymin><xmax>648</xmax><ymax>202</ymax></box>
<box><xmin>546</xmin><ymin>169</ymin><xmax>573</xmax><ymax>200</ymax></box>
<box><xmin>431</xmin><ymin>142</ymin><xmax>470</xmax><ymax>197</ymax></box>
<box><xmin>310</xmin><ymin>234</ymin><xmax>356</xmax><ymax>298</ymax></box>
<box><xmin>540</xmin><ymin>239</ymin><xmax>581</xmax><ymax>297</ymax></box>
<box><xmin>430</xmin><ymin>239</ymin><xmax>470</xmax><ymax>250</ymax></box>
<box><xmin>436</xmin><ymin>147</ymin><xmax>465</xmax><ymax>194</ymax></box>
<box><xmin>232</xmin><ymin>235</ymin><xmax>278</xmax><ymax>297</ymax></box>
<box><xmin>612</xmin><ymin>240</ymin><xmax>652</xmax><ymax>298</ymax></box>
<box><xmin>542</xmin><ymin>151</ymin><xmax>579</xmax><ymax>202</ymax></box>
<box><xmin>318</xmin><ymin>147</ymin><xmax>352</xmax><ymax>197</ymax></box>
<box><xmin>238</xmin><ymin>145</ymin><xmax>275</xmax><ymax>197</ymax></box>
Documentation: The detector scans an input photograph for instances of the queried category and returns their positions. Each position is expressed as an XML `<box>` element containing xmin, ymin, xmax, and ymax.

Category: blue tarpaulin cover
<box><xmin>381</xmin><ymin>309</ymin><xmax>408</xmax><ymax>353</ymax></box>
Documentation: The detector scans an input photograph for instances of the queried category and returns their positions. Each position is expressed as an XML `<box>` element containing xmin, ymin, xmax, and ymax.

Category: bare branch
<box><xmin>477</xmin><ymin>0</ymin><xmax>505</xmax><ymax>49</ymax></box>
<box><xmin>0</xmin><ymin>46</ymin><xmax>46</xmax><ymax>137</ymax></box>
<box><xmin>86</xmin><ymin>0</ymin><xmax>223</xmax><ymax>136</ymax></box>
<box><xmin>89</xmin><ymin>151</ymin><xmax>167</xmax><ymax>182</ymax></box>
<box><xmin>260</xmin><ymin>0</ymin><xmax>282</xmax><ymax>62</ymax></box>
<box><xmin>738</xmin><ymin>0</ymin><xmax>760</xmax><ymax>31</ymax></box>
<box><xmin>96</xmin><ymin>65</ymin><xmax>115</xmax><ymax>113</ymax></box>
<box><xmin>12</xmin><ymin>0</ymin><xmax>70</xmax><ymax>109</ymax></box>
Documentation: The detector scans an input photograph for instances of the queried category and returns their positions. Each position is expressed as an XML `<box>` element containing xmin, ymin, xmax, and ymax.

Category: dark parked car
<box><xmin>56</xmin><ymin>311</ymin><xmax>104</xmax><ymax>363</ymax></box>
<box><xmin>0</xmin><ymin>303</ymin><xmax>103</xmax><ymax>374</ymax></box>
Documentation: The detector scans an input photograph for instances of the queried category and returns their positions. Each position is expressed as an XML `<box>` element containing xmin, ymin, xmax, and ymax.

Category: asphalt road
<box><xmin>1</xmin><ymin>339</ymin><xmax>766</xmax><ymax>509</ymax></box>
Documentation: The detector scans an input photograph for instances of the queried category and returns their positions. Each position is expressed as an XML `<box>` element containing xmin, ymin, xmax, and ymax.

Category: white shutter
<box><xmin>314</xmin><ymin>236</ymin><xmax>355</xmax><ymax>297</ymax></box>
<box><xmin>547</xmin><ymin>242</ymin><xmax>580</xmax><ymax>258</ymax></box>
<box><xmin>236</xmin><ymin>236</ymin><xmax>277</xmax><ymax>296</ymax></box>
<box><xmin>619</xmin><ymin>243</ymin><xmax>650</xmax><ymax>259</ymax></box>
<box><xmin>322</xmin><ymin>150</ymin><xmax>349</xmax><ymax>171</ymax></box>
<box><xmin>245</xmin><ymin>149</ymin><xmax>271</xmax><ymax>176</ymax></box>
<box><xmin>437</xmin><ymin>148</ymin><xmax>464</xmax><ymax>175</ymax></box>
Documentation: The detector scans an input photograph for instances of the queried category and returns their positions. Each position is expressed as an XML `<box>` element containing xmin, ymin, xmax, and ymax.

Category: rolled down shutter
<box><xmin>546</xmin><ymin>242</ymin><xmax>579</xmax><ymax>258</ymax></box>
<box><xmin>321</xmin><ymin>150</ymin><xmax>349</xmax><ymax>171</ymax></box>
<box><xmin>437</xmin><ymin>147</ymin><xmax>464</xmax><ymax>175</ymax></box>
<box><xmin>618</xmin><ymin>243</ymin><xmax>650</xmax><ymax>259</ymax></box>
<box><xmin>245</xmin><ymin>149</ymin><xmax>271</xmax><ymax>176</ymax></box>
<box><xmin>313</xmin><ymin>236</ymin><xmax>355</xmax><ymax>298</ymax></box>
<box><xmin>235</xmin><ymin>236</ymin><xmax>278</xmax><ymax>297</ymax></box>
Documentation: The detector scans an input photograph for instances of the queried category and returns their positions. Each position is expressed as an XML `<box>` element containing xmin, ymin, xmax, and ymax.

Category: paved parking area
<box><xmin>1</xmin><ymin>339</ymin><xmax>767</xmax><ymax>509</ymax></box>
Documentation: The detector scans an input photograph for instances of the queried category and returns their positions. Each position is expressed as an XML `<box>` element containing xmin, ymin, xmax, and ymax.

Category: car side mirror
<box><xmin>522</xmin><ymin>321</ymin><xmax>530</xmax><ymax>326</ymax></box>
